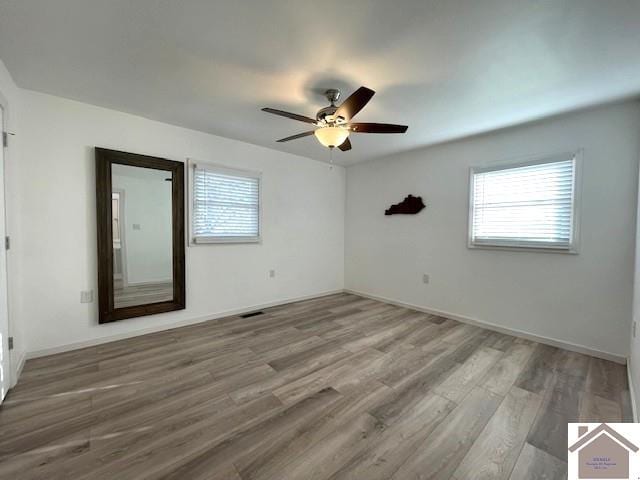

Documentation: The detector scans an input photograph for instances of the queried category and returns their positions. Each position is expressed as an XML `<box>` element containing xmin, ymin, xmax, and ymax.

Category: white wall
<box><xmin>112</xmin><ymin>165</ymin><xmax>173</xmax><ymax>285</ymax></box>
<box><xmin>346</xmin><ymin>101</ymin><xmax>640</xmax><ymax>360</ymax></box>
<box><xmin>17</xmin><ymin>90</ymin><xmax>345</xmax><ymax>354</ymax></box>
<box><xmin>0</xmin><ymin>59</ymin><xmax>26</xmax><ymax>384</ymax></box>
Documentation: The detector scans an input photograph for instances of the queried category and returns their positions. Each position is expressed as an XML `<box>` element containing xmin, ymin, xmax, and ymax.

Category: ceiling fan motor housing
<box><xmin>316</xmin><ymin>105</ymin><xmax>339</xmax><ymax>123</ymax></box>
<box><xmin>316</xmin><ymin>89</ymin><xmax>346</xmax><ymax>124</ymax></box>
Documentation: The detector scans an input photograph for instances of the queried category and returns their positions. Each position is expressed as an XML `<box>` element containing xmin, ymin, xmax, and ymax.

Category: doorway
<box><xmin>112</xmin><ymin>189</ymin><xmax>127</xmax><ymax>289</ymax></box>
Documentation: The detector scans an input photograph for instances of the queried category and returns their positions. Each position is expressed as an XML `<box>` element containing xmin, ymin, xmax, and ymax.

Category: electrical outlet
<box><xmin>80</xmin><ymin>290</ymin><xmax>94</xmax><ymax>303</ymax></box>
<box><xmin>634</xmin><ymin>321</ymin><xmax>637</xmax><ymax>338</ymax></box>
<box><xmin>269</xmin><ymin>269</ymin><xmax>276</xmax><ymax>278</ymax></box>
<box><xmin>422</xmin><ymin>274</ymin><xmax>430</xmax><ymax>284</ymax></box>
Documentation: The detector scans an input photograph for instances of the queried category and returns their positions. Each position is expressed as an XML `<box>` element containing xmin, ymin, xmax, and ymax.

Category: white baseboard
<box><xmin>23</xmin><ymin>287</ymin><xmax>627</xmax><ymax>366</ymax></box>
<box><xmin>627</xmin><ymin>360</ymin><xmax>638</xmax><ymax>422</ymax></box>
<box><xmin>11</xmin><ymin>351</ymin><xmax>26</xmax><ymax>388</ymax></box>
<box><xmin>25</xmin><ymin>289</ymin><xmax>344</xmax><ymax>360</ymax></box>
<box><xmin>346</xmin><ymin>289</ymin><xmax>627</xmax><ymax>365</ymax></box>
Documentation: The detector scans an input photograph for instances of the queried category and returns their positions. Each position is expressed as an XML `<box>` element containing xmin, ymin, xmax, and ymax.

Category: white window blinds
<box><xmin>470</xmin><ymin>156</ymin><xmax>578</xmax><ymax>251</ymax></box>
<box><xmin>191</xmin><ymin>164</ymin><xmax>261</xmax><ymax>243</ymax></box>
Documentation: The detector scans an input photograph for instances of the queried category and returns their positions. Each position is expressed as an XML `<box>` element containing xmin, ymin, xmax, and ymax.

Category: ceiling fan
<box><xmin>261</xmin><ymin>86</ymin><xmax>408</xmax><ymax>151</ymax></box>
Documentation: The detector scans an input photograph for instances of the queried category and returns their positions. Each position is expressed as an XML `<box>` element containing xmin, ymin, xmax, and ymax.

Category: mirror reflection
<box><xmin>111</xmin><ymin>164</ymin><xmax>173</xmax><ymax>308</ymax></box>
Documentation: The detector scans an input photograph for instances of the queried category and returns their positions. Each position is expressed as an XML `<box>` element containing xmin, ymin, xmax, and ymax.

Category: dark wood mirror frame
<box><xmin>96</xmin><ymin>147</ymin><xmax>186</xmax><ymax>324</ymax></box>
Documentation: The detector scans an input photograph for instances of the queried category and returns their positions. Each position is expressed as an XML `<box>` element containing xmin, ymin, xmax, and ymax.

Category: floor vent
<box><xmin>240</xmin><ymin>311</ymin><xmax>264</xmax><ymax>319</ymax></box>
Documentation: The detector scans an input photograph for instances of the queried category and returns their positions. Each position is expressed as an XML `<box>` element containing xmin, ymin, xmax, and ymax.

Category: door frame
<box><xmin>0</xmin><ymin>89</ymin><xmax>13</xmax><ymax>394</ymax></box>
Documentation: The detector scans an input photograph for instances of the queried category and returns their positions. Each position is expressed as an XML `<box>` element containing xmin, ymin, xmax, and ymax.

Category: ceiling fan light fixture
<box><xmin>314</xmin><ymin>126</ymin><xmax>349</xmax><ymax>148</ymax></box>
<box><xmin>262</xmin><ymin>85</ymin><xmax>408</xmax><ymax>152</ymax></box>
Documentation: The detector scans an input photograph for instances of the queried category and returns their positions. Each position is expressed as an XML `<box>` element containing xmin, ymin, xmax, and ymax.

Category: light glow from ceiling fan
<box><xmin>314</xmin><ymin>126</ymin><xmax>349</xmax><ymax>148</ymax></box>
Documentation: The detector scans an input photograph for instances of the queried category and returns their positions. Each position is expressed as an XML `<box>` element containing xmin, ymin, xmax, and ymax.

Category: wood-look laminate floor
<box><xmin>0</xmin><ymin>293</ymin><xmax>632</xmax><ymax>479</ymax></box>
<box><xmin>114</xmin><ymin>280</ymin><xmax>173</xmax><ymax>309</ymax></box>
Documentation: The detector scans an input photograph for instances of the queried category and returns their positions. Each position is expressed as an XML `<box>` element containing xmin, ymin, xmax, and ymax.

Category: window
<box><xmin>190</xmin><ymin>161</ymin><xmax>261</xmax><ymax>243</ymax></box>
<box><xmin>469</xmin><ymin>153</ymin><xmax>579</xmax><ymax>252</ymax></box>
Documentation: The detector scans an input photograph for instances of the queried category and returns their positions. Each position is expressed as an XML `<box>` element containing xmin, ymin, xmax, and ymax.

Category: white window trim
<box><xmin>187</xmin><ymin>158</ymin><xmax>263</xmax><ymax>245</ymax></box>
<box><xmin>467</xmin><ymin>150</ymin><xmax>583</xmax><ymax>254</ymax></box>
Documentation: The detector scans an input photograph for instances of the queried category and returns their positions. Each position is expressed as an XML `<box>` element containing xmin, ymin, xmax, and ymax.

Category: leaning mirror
<box><xmin>96</xmin><ymin>148</ymin><xmax>185</xmax><ymax>323</ymax></box>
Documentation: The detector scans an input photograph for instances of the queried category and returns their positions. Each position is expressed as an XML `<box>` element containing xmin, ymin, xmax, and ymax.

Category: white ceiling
<box><xmin>1</xmin><ymin>0</ymin><xmax>639</xmax><ymax>165</ymax></box>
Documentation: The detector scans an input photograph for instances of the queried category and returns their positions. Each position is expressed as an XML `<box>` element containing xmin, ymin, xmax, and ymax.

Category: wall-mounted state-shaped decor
<box><xmin>385</xmin><ymin>195</ymin><xmax>426</xmax><ymax>215</ymax></box>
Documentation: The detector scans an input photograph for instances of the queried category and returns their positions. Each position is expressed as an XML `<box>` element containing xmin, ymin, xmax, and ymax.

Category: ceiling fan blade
<box><xmin>338</xmin><ymin>137</ymin><xmax>352</xmax><ymax>151</ymax></box>
<box><xmin>262</xmin><ymin>108</ymin><xmax>317</xmax><ymax>125</ymax></box>
<box><xmin>348</xmin><ymin>122</ymin><xmax>408</xmax><ymax>134</ymax></box>
<box><xmin>276</xmin><ymin>130</ymin><xmax>316</xmax><ymax>142</ymax></box>
<box><xmin>334</xmin><ymin>86</ymin><xmax>375</xmax><ymax>121</ymax></box>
